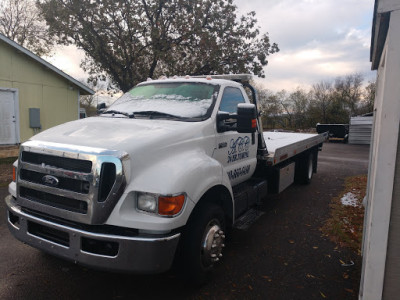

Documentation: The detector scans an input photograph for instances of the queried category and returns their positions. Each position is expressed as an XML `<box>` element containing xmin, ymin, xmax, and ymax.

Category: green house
<box><xmin>0</xmin><ymin>33</ymin><xmax>94</xmax><ymax>145</ymax></box>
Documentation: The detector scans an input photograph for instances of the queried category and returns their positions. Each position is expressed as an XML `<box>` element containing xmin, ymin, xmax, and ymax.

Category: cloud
<box><xmin>235</xmin><ymin>0</ymin><xmax>377</xmax><ymax>91</ymax></box>
<box><xmin>44</xmin><ymin>45</ymin><xmax>86</xmax><ymax>81</ymax></box>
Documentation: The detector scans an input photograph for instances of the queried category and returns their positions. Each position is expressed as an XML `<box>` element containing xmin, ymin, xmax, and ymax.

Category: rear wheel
<box><xmin>295</xmin><ymin>152</ymin><xmax>314</xmax><ymax>184</ymax></box>
<box><xmin>182</xmin><ymin>203</ymin><xmax>226</xmax><ymax>285</ymax></box>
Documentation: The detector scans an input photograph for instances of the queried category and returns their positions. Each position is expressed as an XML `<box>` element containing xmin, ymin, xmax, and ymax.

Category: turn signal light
<box><xmin>158</xmin><ymin>194</ymin><xmax>185</xmax><ymax>216</ymax></box>
<box><xmin>12</xmin><ymin>167</ymin><xmax>16</xmax><ymax>182</ymax></box>
<box><xmin>251</xmin><ymin>119</ymin><xmax>257</xmax><ymax>128</ymax></box>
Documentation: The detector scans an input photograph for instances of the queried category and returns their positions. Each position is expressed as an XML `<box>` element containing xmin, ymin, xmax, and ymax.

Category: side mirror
<box><xmin>216</xmin><ymin>111</ymin><xmax>232</xmax><ymax>133</ymax></box>
<box><xmin>237</xmin><ymin>103</ymin><xmax>257</xmax><ymax>133</ymax></box>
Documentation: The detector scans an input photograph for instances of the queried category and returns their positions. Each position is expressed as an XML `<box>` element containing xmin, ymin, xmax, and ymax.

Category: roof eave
<box><xmin>370</xmin><ymin>0</ymin><xmax>400</xmax><ymax>70</ymax></box>
<box><xmin>371</xmin><ymin>11</ymin><xmax>390</xmax><ymax>70</ymax></box>
<box><xmin>0</xmin><ymin>34</ymin><xmax>94</xmax><ymax>95</ymax></box>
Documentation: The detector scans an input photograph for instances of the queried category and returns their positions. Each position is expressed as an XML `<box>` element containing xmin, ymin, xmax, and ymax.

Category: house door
<box><xmin>0</xmin><ymin>89</ymin><xmax>19</xmax><ymax>145</ymax></box>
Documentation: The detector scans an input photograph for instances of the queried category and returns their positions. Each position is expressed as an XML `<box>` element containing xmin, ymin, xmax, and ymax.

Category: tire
<box><xmin>181</xmin><ymin>203</ymin><xmax>226</xmax><ymax>285</ymax></box>
<box><xmin>295</xmin><ymin>152</ymin><xmax>314</xmax><ymax>184</ymax></box>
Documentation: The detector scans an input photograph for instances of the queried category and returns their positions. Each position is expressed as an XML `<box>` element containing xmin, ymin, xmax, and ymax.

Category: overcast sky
<box><xmin>236</xmin><ymin>0</ymin><xmax>376</xmax><ymax>91</ymax></box>
<box><xmin>45</xmin><ymin>0</ymin><xmax>376</xmax><ymax>93</ymax></box>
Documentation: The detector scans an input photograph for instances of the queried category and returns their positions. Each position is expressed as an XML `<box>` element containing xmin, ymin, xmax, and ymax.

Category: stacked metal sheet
<box><xmin>349</xmin><ymin>116</ymin><xmax>373</xmax><ymax>144</ymax></box>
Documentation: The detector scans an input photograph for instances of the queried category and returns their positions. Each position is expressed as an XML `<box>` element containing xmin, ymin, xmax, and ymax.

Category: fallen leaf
<box><xmin>343</xmin><ymin>273</ymin><xmax>349</xmax><ymax>279</ymax></box>
<box><xmin>288</xmin><ymin>240</ymin><xmax>295</xmax><ymax>244</ymax></box>
<box><xmin>320</xmin><ymin>291</ymin><xmax>327</xmax><ymax>298</ymax></box>
<box><xmin>248</xmin><ymin>285</ymin><xmax>253</xmax><ymax>290</ymax></box>
<box><xmin>345</xmin><ymin>288</ymin><xmax>354</xmax><ymax>293</ymax></box>
<box><xmin>313</xmin><ymin>246</ymin><xmax>319</xmax><ymax>249</ymax></box>
<box><xmin>262</xmin><ymin>275</ymin><xmax>272</xmax><ymax>282</ymax></box>
<box><xmin>306</xmin><ymin>274</ymin><xmax>316</xmax><ymax>278</ymax></box>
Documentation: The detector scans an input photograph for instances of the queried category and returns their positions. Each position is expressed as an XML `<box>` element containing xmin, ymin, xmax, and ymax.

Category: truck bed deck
<box><xmin>262</xmin><ymin>131</ymin><xmax>327</xmax><ymax>165</ymax></box>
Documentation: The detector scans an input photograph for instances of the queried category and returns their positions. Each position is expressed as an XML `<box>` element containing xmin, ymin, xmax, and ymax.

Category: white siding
<box><xmin>360</xmin><ymin>9</ymin><xmax>400</xmax><ymax>300</ymax></box>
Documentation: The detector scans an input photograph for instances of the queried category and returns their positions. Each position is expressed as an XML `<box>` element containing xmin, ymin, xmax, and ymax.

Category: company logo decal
<box><xmin>227</xmin><ymin>136</ymin><xmax>250</xmax><ymax>163</ymax></box>
<box><xmin>42</xmin><ymin>175</ymin><xmax>59</xmax><ymax>187</ymax></box>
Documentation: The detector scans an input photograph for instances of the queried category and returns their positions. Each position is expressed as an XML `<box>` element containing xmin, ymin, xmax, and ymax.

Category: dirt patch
<box><xmin>0</xmin><ymin>146</ymin><xmax>19</xmax><ymax>158</ymax></box>
<box><xmin>322</xmin><ymin>175</ymin><xmax>367</xmax><ymax>254</ymax></box>
<box><xmin>0</xmin><ymin>157</ymin><xmax>17</xmax><ymax>187</ymax></box>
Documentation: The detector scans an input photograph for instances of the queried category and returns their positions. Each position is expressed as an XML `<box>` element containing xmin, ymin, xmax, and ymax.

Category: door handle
<box><xmin>218</xmin><ymin>142</ymin><xmax>227</xmax><ymax>149</ymax></box>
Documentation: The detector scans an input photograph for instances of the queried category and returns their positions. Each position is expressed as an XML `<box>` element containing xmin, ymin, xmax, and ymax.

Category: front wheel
<box><xmin>181</xmin><ymin>203</ymin><xmax>226</xmax><ymax>285</ymax></box>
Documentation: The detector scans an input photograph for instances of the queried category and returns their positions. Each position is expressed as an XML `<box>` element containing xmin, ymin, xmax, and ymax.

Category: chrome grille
<box><xmin>21</xmin><ymin>151</ymin><xmax>92</xmax><ymax>172</ymax></box>
<box><xmin>20</xmin><ymin>186</ymin><xmax>88</xmax><ymax>214</ymax></box>
<box><xmin>20</xmin><ymin>169</ymin><xmax>90</xmax><ymax>194</ymax></box>
<box><xmin>17</xmin><ymin>141</ymin><xmax>127</xmax><ymax>224</ymax></box>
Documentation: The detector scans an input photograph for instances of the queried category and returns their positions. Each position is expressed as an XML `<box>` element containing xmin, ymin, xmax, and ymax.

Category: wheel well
<box><xmin>295</xmin><ymin>146</ymin><xmax>318</xmax><ymax>164</ymax></box>
<box><xmin>192</xmin><ymin>185</ymin><xmax>233</xmax><ymax>227</ymax></box>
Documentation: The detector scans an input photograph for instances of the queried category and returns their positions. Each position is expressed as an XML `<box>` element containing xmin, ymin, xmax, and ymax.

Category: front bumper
<box><xmin>5</xmin><ymin>195</ymin><xmax>180</xmax><ymax>274</ymax></box>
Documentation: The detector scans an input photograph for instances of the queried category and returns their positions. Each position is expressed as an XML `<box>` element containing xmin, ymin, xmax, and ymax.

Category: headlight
<box><xmin>137</xmin><ymin>192</ymin><xmax>186</xmax><ymax>217</ymax></box>
<box><xmin>137</xmin><ymin>193</ymin><xmax>157</xmax><ymax>213</ymax></box>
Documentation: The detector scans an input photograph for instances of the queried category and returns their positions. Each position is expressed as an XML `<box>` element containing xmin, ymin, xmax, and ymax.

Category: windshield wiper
<box><xmin>102</xmin><ymin>110</ymin><xmax>135</xmax><ymax>118</ymax></box>
<box><xmin>133</xmin><ymin>111</ymin><xmax>182</xmax><ymax>119</ymax></box>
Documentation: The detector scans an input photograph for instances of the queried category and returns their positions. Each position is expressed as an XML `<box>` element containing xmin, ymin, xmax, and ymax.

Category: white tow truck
<box><xmin>5</xmin><ymin>74</ymin><xmax>326</xmax><ymax>283</ymax></box>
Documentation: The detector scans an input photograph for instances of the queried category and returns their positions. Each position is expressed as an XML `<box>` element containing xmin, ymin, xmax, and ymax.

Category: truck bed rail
<box><xmin>260</xmin><ymin>132</ymin><xmax>328</xmax><ymax>165</ymax></box>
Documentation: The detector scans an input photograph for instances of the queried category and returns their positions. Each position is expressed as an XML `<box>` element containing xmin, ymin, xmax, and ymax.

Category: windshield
<box><xmin>106</xmin><ymin>82</ymin><xmax>219</xmax><ymax>120</ymax></box>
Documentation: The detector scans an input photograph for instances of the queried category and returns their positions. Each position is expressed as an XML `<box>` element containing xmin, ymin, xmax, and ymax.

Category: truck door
<box><xmin>213</xmin><ymin>86</ymin><xmax>258</xmax><ymax>186</ymax></box>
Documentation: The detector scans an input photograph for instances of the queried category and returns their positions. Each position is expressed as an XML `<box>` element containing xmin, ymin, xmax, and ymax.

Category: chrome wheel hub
<box><xmin>201</xmin><ymin>221</ymin><xmax>225</xmax><ymax>268</ymax></box>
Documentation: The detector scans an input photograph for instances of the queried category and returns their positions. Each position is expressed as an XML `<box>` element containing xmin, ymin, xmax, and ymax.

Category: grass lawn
<box><xmin>322</xmin><ymin>175</ymin><xmax>367</xmax><ymax>255</ymax></box>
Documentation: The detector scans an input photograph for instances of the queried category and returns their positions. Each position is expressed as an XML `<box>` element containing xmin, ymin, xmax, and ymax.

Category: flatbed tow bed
<box><xmin>261</xmin><ymin>131</ymin><xmax>328</xmax><ymax>166</ymax></box>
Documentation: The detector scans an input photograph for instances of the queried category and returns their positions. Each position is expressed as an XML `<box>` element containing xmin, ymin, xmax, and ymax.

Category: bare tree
<box><xmin>257</xmin><ymin>87</ymin><xmax>283</xmax><ymax>129</ymax></box>
<box><xmin>277</xmin><ymin>90</ymin><xmax>294</xmax><ymax>128</ymax></box>
<box><xmin>0</xmin><ymin>0</ymin><xmax>53</xmax><ymax>56</ymax></box>
<box><xmin>311</xmin><ymin>81</ymin><xmax>334</xmax><ymax>124</ymax></box>
<box><xmin>333</xmin><ymin>73</ymin><xmax>364</xmax><ymax>116</ymax></box>
<box><xmin>360</xmin><ymin>81</ymin><xmax>376</xmax><ymax>114</ymax></box>
<box><xmin>289</xmin><ymin>88</ymin><xmax>309</xmax><ymax>129</ymax></box>
<box><xmin>78</xmin><ymin>79</ymin><xmax>100</xmax><ymax>116</ymax></box>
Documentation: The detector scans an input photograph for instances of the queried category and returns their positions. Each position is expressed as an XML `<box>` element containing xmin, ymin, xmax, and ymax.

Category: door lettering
<box><xmin>227</xmin><ymin>136</ymin><xmax>250</xmax><ymax>163</ymax></box>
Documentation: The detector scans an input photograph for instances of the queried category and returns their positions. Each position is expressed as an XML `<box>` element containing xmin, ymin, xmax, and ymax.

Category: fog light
<box><xmin>137</xmin><ymin>193</ymin><xmax>157</xmax><ymax>213</ymax></box>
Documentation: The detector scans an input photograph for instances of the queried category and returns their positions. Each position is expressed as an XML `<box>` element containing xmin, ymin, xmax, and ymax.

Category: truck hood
<box><xmin>30</xmin><ymin>116</ymin><xmax>208</xmax><ymax>154</ymax></box>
